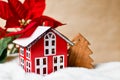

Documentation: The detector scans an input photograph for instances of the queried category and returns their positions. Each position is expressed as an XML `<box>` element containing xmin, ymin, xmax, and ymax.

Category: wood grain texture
<box><xmin>68</xmin><ymin>33</ymin><xmax>93</xmax><ymax>68</ymax></box>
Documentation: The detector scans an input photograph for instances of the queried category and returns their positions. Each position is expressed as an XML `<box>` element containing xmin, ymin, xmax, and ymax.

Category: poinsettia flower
<box><xmin>0</xmin><ymin>0</ymin><xmax>46</xmax><ymax>29</ymax></box>
<box><xmin>0</xmin><ymin>0</ymin><xmax>64</xmax><ymax>38</ymax></box>
<box><xmin>0</xmin><ymin>27</ymin><xmax>6</xmax><ymax>39</ymax></box>
<box><xmin>20</xmin><ymin>15</ymin><xmax>64</xmax><ymax>37</ymax></box>
<box><xmin>0</xmin><ymin>1</ymin><xmax>13</xmax><ymax>20</ymax></box>
<box><xmin>6</xmin><ymin>15</ymin><xmax>64</xmax><ymax>38</ymax></box>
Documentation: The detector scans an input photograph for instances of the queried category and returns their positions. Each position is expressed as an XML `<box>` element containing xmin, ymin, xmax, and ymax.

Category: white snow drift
<box><xmin>0</xmin><ymin>56</ymin><xmax>120</xmax><ymax>80</ymax></box>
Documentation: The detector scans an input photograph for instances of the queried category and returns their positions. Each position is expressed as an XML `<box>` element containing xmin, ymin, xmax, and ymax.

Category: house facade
<box><xmin>13</xmin><ymin>26</ymin><xmax>73</xmax><ymax>76</ymax></box>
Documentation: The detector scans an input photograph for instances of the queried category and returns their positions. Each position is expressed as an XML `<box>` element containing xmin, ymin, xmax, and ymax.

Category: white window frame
<box><xmin>26</xmin><ymin>46</ymin><xmax>31</xmax><ymax>60</ymax></box>
<box><xmin>20</xmin><ymin>57</ymin><xmax>24</xmax><ymax>69</ymax></box>
<box><xmin>20</xmin><ymin>47</ymin><xmax>24</xmax><ymax>56</ymax></box>
<box><xmin>35</xmin><ymin>57</ymin><xmax>48</xmax><ymax>76</ymax></box>
<box><xmin>44</xmin><ymin>32</ymin><xmax>56</xmax><ymax>56</ymax></box>
<box><xmin>53</xmin><ymin>55</ymin><xmax>64</xmax><ymax>72</ymax></box>
<box><xmin>26</xmin><ymin>60</ymin><xmax>31</xmax><ymax>72</ymax></box>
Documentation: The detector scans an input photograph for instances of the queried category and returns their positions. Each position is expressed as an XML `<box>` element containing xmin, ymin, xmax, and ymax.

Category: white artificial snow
<box><xmin>0</xmin><ymin>55</ymin><xmax>120</xmax><ymax>80</ymax></box>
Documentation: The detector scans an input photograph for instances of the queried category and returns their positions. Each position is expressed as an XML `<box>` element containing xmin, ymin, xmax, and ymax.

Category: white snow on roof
<box><xmin>13</xmin><ymin>26</ymin><xmax>50</xmax><ymax>47</ymax></box>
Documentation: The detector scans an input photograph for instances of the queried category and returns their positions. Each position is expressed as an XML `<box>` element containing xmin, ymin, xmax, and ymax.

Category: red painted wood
<box><xmin>20</xmin><ymin>29</ymin><xmax>68</xmax><ymax>74</ymax></box>
<box><xmin>31</xmin><ymin>37</ymin><xmax>44</xmax><ymax>72</ymax></box>
<box><xmin>54</xmin><ymin>31</ymin><xmax>67</xmax><ymax>67</ymax></box>
<box><xmin>47</xmin><ymin>56</ymin><xmax>53</xmax><ymax>74</ymax></box>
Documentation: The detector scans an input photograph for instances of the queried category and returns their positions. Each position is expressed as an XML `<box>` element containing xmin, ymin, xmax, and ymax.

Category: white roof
<box><xmin>13</xmin><ymin>26</ymin><xmax>74</xmax><ymax>47</ymax></box>
<box><xmin>13</xmin><ymin>26</ymin><xmax>50</xmax><ymax>47</ymax></box>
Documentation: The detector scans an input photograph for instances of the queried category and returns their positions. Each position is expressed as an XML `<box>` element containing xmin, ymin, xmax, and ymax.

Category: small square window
<box><xmin>45</xmin><ymin>41</ymin><xmax>49</xmax><ymax>46</ymax></box>
<box><xmin>60</xmin><ymin>65</ymin><xmax>63</xmax><ymax>69</ymax></box>
<box><xmin>54</xmin><ymin>57</ymin><xmax>57</xmax><ymax>63</ymax></box>
<box><xmin>45</xmin><ymin>49</ymin><xmax>49</xmax><ymax>55</ymax></box>
<box><xmin>54</xmin><ymin>66</ymin><xmax>57</xmax><ymax>72</ymax></box>
<box><xmin>20</xmin><ymin>49</ymin><xmax>24</xmax><ymax>55</ymax></box>
<box><xmin>20</xmin><ymin>58</ymin><xmax>22</xmax><ymax>62</ymax></box>
<box><xmin>20</xmin><ymin>47</ymin><xmax>24</xmax><ymax>53</ymax></box>
<box><xmin>52</xmin><ymin>48</ymin><xmax>55</xmax><ymax>54</ymax></box>
<box><xmin>36</xmin><ymin>59</ymin><xmax>40</xmax><ymax>65</ymax></box>
<box><xmin>26</xmin><ymin>52</ymin><xmax>28</xmax><ymax>57</ymax></box>
<box><xmin>37</xmin><ymin>69</ymin><xmax>40</xmax><ymax>74</ymax></box>
<box><xmin>27</xmin><ymin>68</ymin><xmax>28</xmax><ymax>72</ymax></box>
<box><xmin>29</xmin><ymin>63</ymin><xmax>30</xmax><ymax>67</ymax></box>
<box><xmin>52</xmin><ymin>40</ymin><xmax>55</xmax><ymax>46</ymax></box>
<box><xmin>26</xmin><ymin>52</ymin><xmax>30</xmax><ymax>58</ymax></box>
<box><xmin>27</xmin><ymin>62</ymin><xmax>28</xmax><ymax>66</ymax></box>
<box><xmin>21</xmin><ymin>58</ymin><xmax>23</xmax><ymax>63</ymax></box>
<box><xmin>27</xmin><ymin>47</ymin><xmax>30</xmax><ymax>51</ymax></box>
<box><xmin>60</xmin><ymin>56</ymin><xmax>63</xmax><ymax>63</ymax></box>
<box><xmin>43</xmin><ymin>68</ymin><xmax>46</xmax><ymax>74</ymax></box>
<box><xmin>29</xmin><ymin>69</ymin><xmax>30</xmax><ymax>72</ymax></box>
<box><xmin>29</xmin><ymin>53</ymin><xmax>30</xmax><ymax>58</ymax></box>
<box><xmin>43</xmin><ymin>58</ymin><xmax>46</xmax><ymax>65</ymax></box>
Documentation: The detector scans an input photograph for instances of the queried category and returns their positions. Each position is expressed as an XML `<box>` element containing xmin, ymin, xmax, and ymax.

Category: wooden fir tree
<box><xmin>68</xmin><ymin>33</ymin><xmax>94</xmax><ymax>69</ymax></box>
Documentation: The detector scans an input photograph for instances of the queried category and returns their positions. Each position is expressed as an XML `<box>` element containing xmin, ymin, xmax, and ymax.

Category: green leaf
<box><xmin>0</xmin><ymin>37</ymin><xmax>13</xmax><ymax>58</ymax></box>
<box><xmin>0</xmin><ymin>48</ymin><xmax>7</xmax><ymax>63</ymax></box>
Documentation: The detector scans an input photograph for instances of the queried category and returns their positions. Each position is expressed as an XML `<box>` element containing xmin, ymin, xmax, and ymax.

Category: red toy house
<box><xmin>13</xmin><ymin>26</ymin><xmax>73</xmax><ymax>76</ymax></box>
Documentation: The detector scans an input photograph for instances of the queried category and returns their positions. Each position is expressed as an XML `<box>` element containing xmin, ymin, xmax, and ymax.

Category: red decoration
<box><xmin>0</xmin><ymin>0</ymin><xmax>45</xmax><ymax>28</ymax></box>
<box><xmin>13</xmin><ymin>26</ymin><xmax>73</xmax><ymax>75</ymax></box>
<box><xmin>0</xmin><ymin>27</ymin><xmax>6</xmax><ymax>38</ymax></box>
<box><xmin>0</xmin><ymin>0</ymin><xmax>63</xmax><ymax>39</ymax></box>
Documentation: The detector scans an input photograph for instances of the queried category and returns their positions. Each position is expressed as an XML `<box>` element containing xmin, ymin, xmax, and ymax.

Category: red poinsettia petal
<box><xmin>19</xmin><ymin>16</ymin><xmax>64</xmax><ymax>38</ymax></box>
<box><xmin>23</xmin><ymin>0</ymin><xmax>45</xmax><ymax>19</ymax></box>
<box><xmin>34</xmin><ymin>15</ymin><xmax>64</xmax><ymax>28</ymax></box>
<box><xmin>0</xmin><ymin>1</ymin><xmax>13</xmax><ymax>20</ymax></box>
<box><xmin>0</xmin><ymin>27</ymin><xmax>6</xmax><ymax>39</ymax></box>
<box><xmin>5</xmin><ymin>22</ymin><xmax>36</xmax><ymax>37</ymax></box>
<box><xmin>8</xmin><ymin>0</ymin><xmax>27</xmax><ymax>19</ymax></box>
<box><xmin>5</xmin><ymin>17</ymin><xmax>20</xmax><ymax>28</ymax></box>
<box><xmin>19</xmin><ymin>24</ymin><xmax>38</xmax><ymax>38</ymax></box>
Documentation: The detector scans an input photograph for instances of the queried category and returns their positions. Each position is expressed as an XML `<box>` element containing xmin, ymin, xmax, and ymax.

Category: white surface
<box><xmin>13</xmin><ymin>26</ymin><xmax>50</xmax><ymax>47</ymax></box>
<box><xmin>0</xmin><ymin>56</ymin><xmax>120</xmax><ymax>80</ymax></box>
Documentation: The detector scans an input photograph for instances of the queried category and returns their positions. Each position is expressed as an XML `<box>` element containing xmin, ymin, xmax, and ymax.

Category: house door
<box><xmin>53</xmin><ymin>55</ymin><xmax>64</xmax><ymax>72</ymax></box>
<box><xmin>35</xmin><ymin>57</ymin><xmax>48</xmax><ymax>76</ymax></box>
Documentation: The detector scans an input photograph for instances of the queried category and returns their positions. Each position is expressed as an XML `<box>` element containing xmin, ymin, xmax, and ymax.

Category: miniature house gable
<box><xmin>13</xmin><ymin>26</ymin><xmax>73</xmax><ymax>75</ymax></box>
<box><xmin>13</xmin><ymin>26</ymin><xmax>73</xmax><ymax>47</ymax></box>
